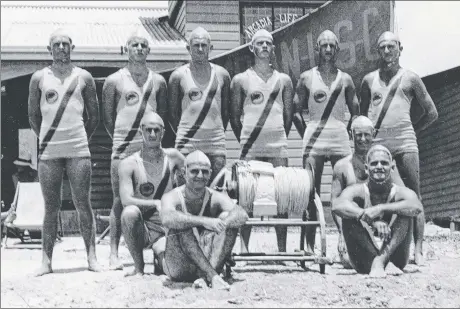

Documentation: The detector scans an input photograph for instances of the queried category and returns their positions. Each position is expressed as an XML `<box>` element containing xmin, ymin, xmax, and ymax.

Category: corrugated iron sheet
<box><xmin>1</xmin><ymin>4</ymin><xmax>185</xmax><ymax>48</ymax></box>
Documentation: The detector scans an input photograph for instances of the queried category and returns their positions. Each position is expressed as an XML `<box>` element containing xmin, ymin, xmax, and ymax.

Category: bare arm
<box><xmin>359</xmin><ymin>75</ymin><xmax>372</xmax><ymax>116</ymax></box>
<box><xmin>118</xmin><ymin>159</ymin><xmax>159</xmax><ymax>210</ymax></box>
<box><xmin>220</xmin><ymin>68</ymin><xmax>231</xmax><ymax>131</ymax></box>
<box><xmin>155</xmin><ymin>74</ymin><xmax>168</xmax><ymax>124</ymax></box>
<box><xmin>292</xmin><ymin>73</ymin><xmax>309</xmax><ymax>138</ymax></box>
<box><xmin>331</xmin><ymin>161</ymin><xmax>347</xmax><ymax>201</ymax></box>
<box><xmin>344</xmin><ymin>74</ymin><xmax>359</xmax><ymax>130</ymax></box>
<box><xmin>28</xmin><ymin>71</ymin><xmax>43</xmax><ymax>137</ymax></box>
<box><xmin>167</xmin><ymin>70</ymin><xmax>183</xmax><ymax>133</ymax></box>
<box><xmin>160</xmin><ymin>190</ymin><xmax>215</xmax><ymax>231</ymax></box>
<box><xmin>229</xmin><ymin>74</ymin><xmax>246</xmax><ymax>143</ymax></box>
<box><xmin>212</xmin><ymin>192</ymin><xmax>249</xmax><ymax>228</ymax></box>
<box><xmin>377</xmin><ymin>186</ymin><xmax>422</xmax><ymax>217</ymax></box>
<box><xmin>81</xmin><ymin>71</ymin><xmax>100</xmax><ymax>140</ymax></box>
<box><xmin>165</xmin><ymin>148</ymin><xmax>186</xmax><ymax>187</ymax></box>
<box><xmin>282</xmin><ymin>74</ymin><xmax>294</xmax><ymax>137</ymax></box>
<box><xmin>409</xmin><ymin>72</ymin><xmax>438</xmax><ymax>133</ymax></box>
<box><xmin>332</xmin><ymin>184</ymin><xmax>365</xmax><ymax>220</ymax></box>
<box><xmin>101</xmin><ymin>74</ymin><xmax>119</xmax><ymax>139</ymax></box>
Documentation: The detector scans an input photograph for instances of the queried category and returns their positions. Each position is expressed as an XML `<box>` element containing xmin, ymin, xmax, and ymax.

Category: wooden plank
<box><xmin>187</xmin><ymin>22</ymin><xmax>240</xmax><ymax>33</ymax></box>
<box><xmin>187</xmin><ymin>14</ymin><xmax>239</xmax><ymax>23</ymax></box>
<box><xmin>423</xmin><ymin>193</ymin><xmax>460</xmax><ymax>205</ymax></box>
<box><xmin>422</xmin><ymin>184</ymin><xmax>460</xmax><ymax>200</ymax></box>
<box><xmin>420</xmin><ymin>140</ymin><xmax>460</xmax><ymax>162</ymax></box>
<box><xmin>187</xmin><ymin>5</ymin><xmax>239</xmax><ymax>14</ymax></box>
<box><xmin>207</xmin><ymin>32</ymin><xmax>241</xmax><ymax>42</ymax></box>
<box><xmin>210</xmin><ymin>41</ymin><xmax>242</xmax><ymax>51</ymax></box>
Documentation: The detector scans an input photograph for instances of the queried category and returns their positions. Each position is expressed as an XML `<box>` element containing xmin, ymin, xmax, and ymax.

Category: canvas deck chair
<box><xmin>2</xmin><ymin>181</ymin><xmax>62</xmax><ymax>249</ymax></box>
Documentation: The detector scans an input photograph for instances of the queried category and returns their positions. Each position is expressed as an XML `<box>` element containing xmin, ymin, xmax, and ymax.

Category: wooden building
<box><xmin>418</xmin><ymin>66</ymin><xmax>460</xmax><ymax>221</ymax></box>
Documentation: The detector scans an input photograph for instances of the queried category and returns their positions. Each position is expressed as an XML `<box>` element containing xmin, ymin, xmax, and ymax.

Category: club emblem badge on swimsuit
<box><xmin>140</xmin><ymin>182</ymin><xmax>155</xmax><ymax>197</ymax></box>
<box><xmin>45</xmin><ymin>89</ymin><xmax>59</xmax><ymax>104</ymax></box>
<box><xmin>125</xmin><ymin>91</ymin><xmax>140</xmax><ymax>106</ymax></box>
<box><xmin>188</xmin><ymin>88</ymin><xmax>203</xmax><ymax>101</ymax></box>
<box><xmin>250</xmin><ymin>91</ymin><xmax>264</xmax><ymax>105</ymax></box>
<box><xmin>372</xmin><ymin>92</ymin><xmax>383</xmax><ymax>105</ymax></box>
<box><xmin>313</xmin><ymin>90</ymin><xmax>327</xmax><ymax>103</ymax></box>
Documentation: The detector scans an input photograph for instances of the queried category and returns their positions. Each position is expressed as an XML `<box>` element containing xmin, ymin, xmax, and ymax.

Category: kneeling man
<box><xmin>119</xmin><ymin>112</ymin><xmax>185</xmax><ymax>276</ymax></box>
<box><xmin>332</xmin><ymin>145</ymin><xmax>422</xmax><ymax>277</ymax></box>
<box><xmin>160</xmin><ymin>150</ymin><xmax>249</xmax><ymax>290</ymax></box>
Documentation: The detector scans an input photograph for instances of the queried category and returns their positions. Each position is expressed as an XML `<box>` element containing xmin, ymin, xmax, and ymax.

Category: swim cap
<box><xmin>351</xmin><ymin>116</ymin><xmax>374</xmax><ymax>131</ymax></box>
<box><xmin>141</xmin><ymin>112</ymin><xmax>164</xmax><ymax>128</ymax></box>
<box><xmin>251</xmin><ymin>29</ymin><xmax>273</xmax><ymax>45</ymax></box>
<box><xmin>377</xmin><ymin>31</ymin><xmax>400</xmax><ymax>47</ymax></box>
<box><xmin>185</xmin><ymin>150</ymin><xmax>211</xmax><ymax>167</ymax></box>
<box><xmin>316</xmin><ymin>30</ymin><xmax>338</xmax><ymax>46</ymax></box>
<box><xmin>49</xmin><ymin>28</ymin><xmax>73</xmax><ymax>45</ymax></box>
<box><xmin>188</xmin><ymin>27</ymin><xmax>212</xmax><ymax>44</ymax></box>
<box><xmin>126</xmin><ymin>28</ymin><xmax>150</xmax><ymax>46</ymax></box>
<box><xmin>366</xmin><ymin>145</ymin><xmax>392</xmax><ymax>163</ymax></box>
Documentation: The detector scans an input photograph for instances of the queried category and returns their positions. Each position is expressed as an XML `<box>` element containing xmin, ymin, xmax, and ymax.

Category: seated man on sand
<box><xmin>332</xmin><ymin>145</ymin><xmax>422</xmax><ymax>277</ymax></box>
<box><xmin>118</xmin><ymin>112</ymin><xmax>185</xmax><ymax>276</ymax></box>
<box><xmin>158</xmin><ymin>150</ymin><xmax>249</xmax><ymax>290</ymax></box>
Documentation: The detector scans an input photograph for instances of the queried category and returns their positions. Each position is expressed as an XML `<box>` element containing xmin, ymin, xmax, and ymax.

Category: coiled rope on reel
<box><xmin>233</xmin><ymin>161</ymin><xmax>313</xmax><ymax>215</ymax></box>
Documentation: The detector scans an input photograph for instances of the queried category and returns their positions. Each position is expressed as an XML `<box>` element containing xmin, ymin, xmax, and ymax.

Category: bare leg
<box><xmin>329</xmin><ymin>155</ymin><xmax>352</xmax><ymax>267</ymax></box>
<box><xmin>342</xmin><ymin>219</ymin><xmax>379</xmax><ymax>274</ymax></box>
<box><xmin>239</xmin><ymin>213</ymin><xmax>252</xmax><ymax>254</ymax></box>
<box><xmin>109</xmin><ymin>159</ymin><xmax>124</xmax><ymax>270</ymax></box>
<box><xmin>121</xmin><ymin>205</ymin><xmax>147</xmax><ymax>277</ymax></box>
<box><xmin>36</xmin><ymin>159</ymin><xmax>65</xmax><ymax>276</ymax></box>
<box><xmin>370</xmin><ymin>215</ymin><xmax>413</xmax><ymax>277</ymax></box>
<box><xmin>164</xmin><ymin>228</ymin><xmax>237</xmax><ymax>290</ymax></box>
<box><xmin>303</xmin><ymin>155</ymin><xmax>325</xmax><ymax>254</ymax></box>
<box><xmin>395</xmin><ymin>152</ymin><xmax>424</xmax><ymax>265</ymax></box>
<box><xmin>66</xmin><ymin>158</ymin><xmax>101</xmax><ymax>272</ymax></box>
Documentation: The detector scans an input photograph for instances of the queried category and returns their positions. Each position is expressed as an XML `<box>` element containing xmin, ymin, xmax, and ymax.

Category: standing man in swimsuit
<box><xmin>118</xmin><ymin>112</ymin><xmax>185</xmax><ymax>277</ymax></box>
<box><xmin>293</xmin><ymin>30</ymin><xmax>359</xmax><ymax>255</ymax></box>
<box><xmin>102</xmin><ymin>31</ymin><xmax>168</xmax><ymax>270</ymax></box>
<box><xmin>168</xmin><ymin>27</ymin><xmax>231</xmax><ymax>185</ymax></box>
<box><xmin>28</xmin><ymin>29</ymin><xmax>101</xmax><ymax>276</ymax></box>
<box><xmin>159</xmin><ymin>150</ymin><xmax>249</xmax><ymax>290</ymax></box>
<box><xmin>332</xmin><ymin>145</ymin><xmax>422</xmax><ymax>277</ymax></box>
<box><xmin>230</xmin><ymin>29</ymin><xmax>294</xmax><ymax>254</ymax></box>
<box><xmin>360</xmin><ymin>31</ymin><xmax>438</xmax><ymax>265</ymax></box>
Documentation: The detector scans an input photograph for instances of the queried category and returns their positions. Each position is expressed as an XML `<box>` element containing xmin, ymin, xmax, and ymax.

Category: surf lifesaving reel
<box><xmin>210</xmin><ymin>160</ymin><xmax>331</xmax><ymax>274</ymax></box>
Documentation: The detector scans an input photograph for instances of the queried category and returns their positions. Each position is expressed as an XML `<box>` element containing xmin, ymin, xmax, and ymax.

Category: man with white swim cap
<box><xmin>28</xmin><ymin>28</ymin><xmax>101</xmax><ymax>276</ymax></box>
<box><xmin>118</xmin><ymin>112</ymin><xmax>185</xmax><ymax>277</ymax></box>
<box><xmin>331</xmin><ymin>116</ymin><xmax>404</xmax><ymax>268</ymax></box>
<box><xmin>230</xmin><ymin>28</ymin><xmax>295</xmax><ymax>254</ymax></box>
<box><xmin>293</xmin><ymin>29</ymin><xmax>359</xmax><ymax>255</ymax></box>
<box><xmin>158</xmin><ymin>150</ymin><xmax>248</xmax><ymax>290</ymax></box>
<box><xmin>102</xmin><ymin>30</ymin><xmax>168</xmax><ymax>270</ymax></box>
<box><xmin>168</xmin><ymin>27</ymin><xmax>231</xmax><ymax>187</ymax></box>
<box><xmin>360</xmin><ymin>31</ymin><xmax>438</xmax><ymax>265</ymax></box>
<box><xmin>333</xmin><ymin>145</ymin><xmax>422</xmax><ymax>277</ymax></box>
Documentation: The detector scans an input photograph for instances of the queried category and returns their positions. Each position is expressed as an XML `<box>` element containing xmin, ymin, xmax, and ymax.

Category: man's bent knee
<box><xmin>121</xmin><ymin>205</ymin><xmax>142</xmax><ymax>225</ymax></box>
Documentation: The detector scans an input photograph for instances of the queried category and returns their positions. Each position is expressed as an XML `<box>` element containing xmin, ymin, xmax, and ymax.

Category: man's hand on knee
<box><xmin>203</xmin><ymin>217</ymin><xmax>226</xmax><ymax>234</ymax></box>
<box><xmin>372</xmin><ymin>220</ymin><xmax>391</xmax><ymax>241</ymax></box>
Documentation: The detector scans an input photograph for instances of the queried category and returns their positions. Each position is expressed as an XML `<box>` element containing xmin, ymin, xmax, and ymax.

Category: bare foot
<box><xmin>414</xmin><ymin>252</ymin><xmax>425</xmax><ymax>266</ymax></box>
<box><xmin>124</xmin><ymin>268</ymin><xmax>144</xmax><ymax>277</ymax></box>
<box><xmin>211</xmin><ymin>275</ymin><xmax>230</xmax><ymax>291</ymax></box>
<box><xmin>109</xmin><ymin>256</ymin><xmax>124</xmax><ymax>270</ymax></box>
<box><xmin>35</xmin><ymin>264</ymin><xmax>53</xmax><ymax>277</ymax></box>
<box><xmin>192</xmin><ymin>278</ymin><xmax>208</xmax><ymax>289</ymax></box>
<box><xmin>88</xmin><ymin>260</ymin><xmax>103</xmax><ymax>272</ymax></box>
<box><xmin>369</xmin><ymin>257</ymin><xmax>387</xmax><ymax>278</ymax></box>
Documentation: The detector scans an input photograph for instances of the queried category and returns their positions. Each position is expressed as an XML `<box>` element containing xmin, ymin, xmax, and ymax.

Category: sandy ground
<box><xmin>1</xmin><ymin>223</ymin><xmax>460</xmax><ymax>308</ymax></box>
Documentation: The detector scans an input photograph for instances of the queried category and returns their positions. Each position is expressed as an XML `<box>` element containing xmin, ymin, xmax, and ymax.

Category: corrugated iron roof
<box><xmin>1</xmin><ymin>4</ymin><xmax>185</xmax><ymax>48</ymax></box>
